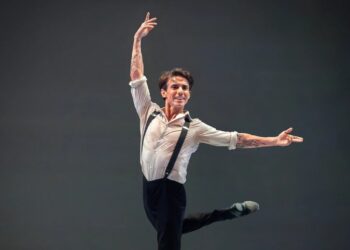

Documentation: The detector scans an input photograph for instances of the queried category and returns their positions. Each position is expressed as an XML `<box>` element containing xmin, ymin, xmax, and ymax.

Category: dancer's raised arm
<box><xmin>130</xmin><ymin>12</ymin><xmax>157</xmax><ymax>81</ymax></box>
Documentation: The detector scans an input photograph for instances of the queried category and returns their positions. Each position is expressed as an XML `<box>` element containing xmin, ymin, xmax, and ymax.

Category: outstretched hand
<box><xmin>276</xmin><ymin>127</ymin><xmax>304</xmax><ymax>147</ymax></box>
<box><xmin>134</xmin><ymin>12</ymin><xmax>158</xmax><ymax>40</ymax></box>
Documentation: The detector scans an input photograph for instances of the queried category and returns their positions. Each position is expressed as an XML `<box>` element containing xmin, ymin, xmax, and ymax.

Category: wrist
<box><xmin>133</xmin><ymin>34</ymin><xmax>142</xmax><ymax>41</ymax></box>
<box><xmin>271</xmin><ymin>136</ymin><xmax>279</xmax><ymax>146</ymax></box>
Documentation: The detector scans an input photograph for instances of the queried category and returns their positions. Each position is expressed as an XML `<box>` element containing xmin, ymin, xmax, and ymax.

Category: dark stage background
<box><xmin>1</xmin><ymin>1</ymin><xmax>349</xmax><ymax>249</ymax></box>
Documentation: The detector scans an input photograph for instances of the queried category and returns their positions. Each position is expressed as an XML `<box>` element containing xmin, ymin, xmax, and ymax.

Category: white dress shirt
<box><xmin>130</xmin><ymin>76</ymin><xmax>238</xmax><ymax>184</ymax></box>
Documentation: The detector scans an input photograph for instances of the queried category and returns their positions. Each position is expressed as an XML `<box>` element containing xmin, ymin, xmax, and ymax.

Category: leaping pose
<box><xmin>129</xmin><ymin>12</ymin><xmax>303</xmax><ymax>250</ymax></box>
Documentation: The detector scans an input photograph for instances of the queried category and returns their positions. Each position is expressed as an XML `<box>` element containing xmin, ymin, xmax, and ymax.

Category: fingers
<box><xmin>283</xmin><ymin>134</ymin><xmax>303</xmax><ymax>144</ymax></box>
<box><xmin>143</xmin><ymin>24</ymin><xmax>157</xmax><ymax>29</ymax></box>
<box><xmin>142</xmin><ymin>21</ymin><xmax>157</xmax><ymax>29</ymax></box>
<box><xmin>145</xmin><ymin>18</ymin><xmax>157</xmax><ymax>24</ymax></box>
<box><xmin>144</xmin><ymin>12</ymin><xmax>157</xmax><ymax>22</ymax></box>
<box><xmin>284</xmin><ymin>127</ymin><xmax>293</xmax><ymax>134</ymax></box>
<box><xmin>145</xmin><ymin>22</ymin><xmax>157</xmax><ymax>26</ymax></box>
<box><xmin>142</xmin><ymin>18</ymin><xmax>157</xmax><ymax>29</ymax></box>
<box><xmin>284</xmin><ymin>127</ymin><xmax>304</xmax><ymax>143</ymax></box>
<box><xmin>145</xmin><ymin>12</ymin><xmax>150</xmax><ymax>21</ymax></box>
<box><xmin>291</xmin><ymin>135</ymin><xmax>304</xmax><ymax>143</ymax></box>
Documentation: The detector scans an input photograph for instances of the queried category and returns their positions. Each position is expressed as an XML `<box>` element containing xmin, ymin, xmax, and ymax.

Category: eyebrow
<box><xmin>169</xmin><ymin>81</ymin><xmax>189</xmax><ymax>86</ymax></box>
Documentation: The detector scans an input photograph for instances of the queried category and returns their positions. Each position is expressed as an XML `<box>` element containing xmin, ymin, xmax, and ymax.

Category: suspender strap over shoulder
<box><xmin>141</xmin><ymin>110</ymin><xmax>160</xmax><ymax>153</ymax></box>
<box><xmin>164</xmin><ymin>115</ymin><xmax>191</xmax><ymax>179</ymax></box>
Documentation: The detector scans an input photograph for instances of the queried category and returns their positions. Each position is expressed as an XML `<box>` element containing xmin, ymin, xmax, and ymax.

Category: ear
<box><xmin>161</xmin><ymin>89</ymin><xmax>167</xmax><ymax>99</ymax></box>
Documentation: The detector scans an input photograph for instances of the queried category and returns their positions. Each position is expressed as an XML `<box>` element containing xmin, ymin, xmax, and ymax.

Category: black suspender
<box><xmin>141</xmin><ymin>110</ymin><xmax>192</xmax><ymax>179</ymax></box>
<box><xmin>164</xmin><ymin>115</ymin><xmax>191</xmax><ymax>179</ymax></box>
<box><xmin>141</xmin><ymin>110</ymin><xmax>160</xmax><ymax>153</ymax></box>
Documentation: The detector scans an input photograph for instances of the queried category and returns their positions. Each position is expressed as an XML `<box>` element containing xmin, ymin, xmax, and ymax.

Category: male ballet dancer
<box><xmin>129</xmin><ymin>12</ymin><xmax>303</xmax><ymax>250</ymax></box>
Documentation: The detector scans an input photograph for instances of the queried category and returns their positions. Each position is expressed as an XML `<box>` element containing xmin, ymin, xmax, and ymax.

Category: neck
<box><xmin>164</xmin><ymin>102</ymin><xmax>184</xmax><ymax>121</ymax></box>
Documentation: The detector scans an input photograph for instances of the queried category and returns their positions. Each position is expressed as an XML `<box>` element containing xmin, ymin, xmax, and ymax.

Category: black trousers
<box><xmin>143</xmin><ymin>176</ymin><xmax>234</xmax><ymax>250</ymax></box>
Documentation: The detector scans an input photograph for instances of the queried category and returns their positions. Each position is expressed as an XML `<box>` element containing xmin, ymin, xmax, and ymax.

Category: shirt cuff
<box><xmin>129</xmin><ymin>75</ymin><xmax>147</xmax><ymax>88</ymax></box>
<box><xmin>228</xmin><ymin>131</ymin><xmax>238</xmax><ymax>150</ymax></box>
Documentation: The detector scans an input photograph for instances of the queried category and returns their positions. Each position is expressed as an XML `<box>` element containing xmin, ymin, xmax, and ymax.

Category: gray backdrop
<box><xmin>1</xmin><ymin>0</ymin><xmax>349</xmax><ymax>249</ymax></box>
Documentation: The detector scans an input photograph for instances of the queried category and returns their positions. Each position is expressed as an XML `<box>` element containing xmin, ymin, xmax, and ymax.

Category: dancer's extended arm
<box><xmin>130</xmin><ymin>12</ymin><xmax>157</xmax><ymax>81</ymax></box>
<box><xmin>236</xmin><ymin>127</ymin><xmax>303</xmax><ymax>148</ymax></box>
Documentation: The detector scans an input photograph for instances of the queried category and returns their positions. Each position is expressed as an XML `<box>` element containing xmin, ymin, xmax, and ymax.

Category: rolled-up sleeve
<box><xmin>197</xmin><ymin>120</ymin><xmax>238</xmax><ymax>150</ymax></box>
<box><xmin>129</xmin><ymin>76</ymin><xmax>152</xmax><ymax>119</ymax></box>
<box><xmin>228</xmin><ymin>131</ymin><xmax>238</xmax><ymax>150</ymax></box>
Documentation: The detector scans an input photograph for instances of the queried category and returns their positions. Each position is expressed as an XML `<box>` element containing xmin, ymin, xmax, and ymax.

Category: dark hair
<box><xmin>158</xmin><ymin>68</ymin><xmax>194</xmax><ymax>91</ymax></box>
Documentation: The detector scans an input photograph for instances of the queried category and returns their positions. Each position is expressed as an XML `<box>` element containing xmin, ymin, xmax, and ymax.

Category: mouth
<box><xmin>175</xmin><ymin>97</ymin><xmax>185</xmax><ymax>101</ymax></box>
<box><xmin>175</xmin><ymin>99</ymin><xmax>185</xmax><ymax>103</ymax></box>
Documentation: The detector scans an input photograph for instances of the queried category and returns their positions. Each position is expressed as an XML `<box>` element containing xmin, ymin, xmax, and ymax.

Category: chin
<box><xmin>172</xmin><ymin>104</ymin><xmax>185</xmax><ymax>110</ymax></box>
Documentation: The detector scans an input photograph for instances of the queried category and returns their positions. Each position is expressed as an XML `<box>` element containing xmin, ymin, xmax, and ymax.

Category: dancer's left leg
<box><xmin>182</xmin><ymin>201</ymin><xmax>259</xmax><ymax>234</ymax></box>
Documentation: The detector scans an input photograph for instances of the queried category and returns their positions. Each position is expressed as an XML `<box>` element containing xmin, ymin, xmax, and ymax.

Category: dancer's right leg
<box><xmin>143</xmin><ymin>176</ymin><xmax>186</xmax><ymax>250</ymax></box>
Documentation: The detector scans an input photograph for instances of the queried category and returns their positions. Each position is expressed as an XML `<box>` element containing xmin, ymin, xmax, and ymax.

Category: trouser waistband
<box><xmin>142</xmin><ymin>175</ymin><xmax>184</xmax><ymax>186</ymax></box>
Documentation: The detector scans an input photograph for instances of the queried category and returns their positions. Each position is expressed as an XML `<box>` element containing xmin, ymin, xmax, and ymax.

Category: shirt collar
<box><xmin>160</xmin><ymin>108</ymin><xmax>192</xmax><ymax>123</ymax></box>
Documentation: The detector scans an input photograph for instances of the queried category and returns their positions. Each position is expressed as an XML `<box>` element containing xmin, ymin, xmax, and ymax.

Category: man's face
<box><xmin>161</xmin><ymin>76</ymin><xmax>191</xmax><ymax>110</ymax></box>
